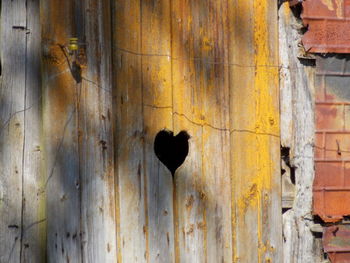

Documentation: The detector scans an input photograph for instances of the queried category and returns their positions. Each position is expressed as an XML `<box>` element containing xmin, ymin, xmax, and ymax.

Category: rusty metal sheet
<box><xmin>328</xmin><ymin>253</ymin><xmax>350</xmax><ymax>263</ymax></box>
<box><xmin>323</xmin><ymin>225</ymin><xmax>350</xmax><ymax>262</ymax></box>
<box><xmin>314</xmin><ymin>55</ymin><xmax>350</xmax><ymax>223</ymax></box>
<box><xmin>302</xmin><ymin>0</ymin><xmax>350</xmax><ymax>53</ymax></box>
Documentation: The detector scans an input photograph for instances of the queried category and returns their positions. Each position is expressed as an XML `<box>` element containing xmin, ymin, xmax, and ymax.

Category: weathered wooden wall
<box><xmin>115</xmin><ymin>0</ymin><xmax>281</xmax><ymax>262</ymax></box>
<box><xmin>0</xmin><ymin>0</ymin><xmax>281</xmax><ymax>262</ymax></box>
<box><xmin>41</xmin><ymin>0</ymin><xmax>117</xmax><ymax>262</ymax></box>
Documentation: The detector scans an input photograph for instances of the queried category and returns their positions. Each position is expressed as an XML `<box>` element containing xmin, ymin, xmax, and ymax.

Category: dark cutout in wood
<box><xmin>154</xmin><ymin>129</ymin><xmax>190</xmax><ymax>176</ymax></box>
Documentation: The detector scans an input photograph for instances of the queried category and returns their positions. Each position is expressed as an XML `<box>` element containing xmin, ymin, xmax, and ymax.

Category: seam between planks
<box><xmin>140</xmin><ymin>1</ymin><xmax>150</xmax><ymax>261</ymax></box>
<box><xmin>19</xmin><ymin>4</ymin><xmax>29</xmax><ymax>261</ymax></box>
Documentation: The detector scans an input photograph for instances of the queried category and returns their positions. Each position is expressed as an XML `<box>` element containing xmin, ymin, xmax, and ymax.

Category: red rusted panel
<box><xmin>323</xmin><ymin>225</ymin><xmax>350</xmax><ymax>262</ymax></box>
<box><xmin>314</xmin><ymin>56</ymin><xmax>350</xmax><ymax>223</ymax></box>
<box><xmin>302</xmin><ymin>0</ymin><xmax>350</xmax><ymax>53</ymax></box>
<box><xmin>328</xmin><ymin>253</ymin><xmax>350</xmax><ymax>263</ymax></box>
<box><xmin>314</xmin><ymin>190</ymin><xmax>350</xmax><ymax>222</ymax></box>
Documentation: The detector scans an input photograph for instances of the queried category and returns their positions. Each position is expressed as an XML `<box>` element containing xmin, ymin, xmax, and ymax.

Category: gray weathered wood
<box><xmin>141</xmin><ymin>1</ymin><xmax>175</xmax><ymax>262</ymax></box>
<box><xmin>279</xmin><ymin>3</ymin><xmax>319</xmax><ymax>263</ymax></box>
<box><xmin>114</xmin><ymin>1</ymin><xmax>147</xmax><ymax>262</ymax></box>
<box><xmin>21</xmin><ymin>0</ymin><xmax>46</xmax><ymax>262</ymax></box>
<box><xmin>79</xmin><ymin>0</ymin><xmax>117</xmax><ymax>262</ymax></box>
<box><xmin>198</xmin><ymin>1</ymin><xmax>232</xmax><ymax>261</ymax></box>
<box><xmin>0</xmin><ymin>1</ymin><xmax>27</xmax><ymax>262</ymax></box>
<box><xmin>41</xmin><ymin>1</ymin><xmax>82</xmax><ymax>261</ymax></box>
<box><xmin>171</xmin><ymin>2</ymin><xmax>206</xmax><ymax>261</ymax></box>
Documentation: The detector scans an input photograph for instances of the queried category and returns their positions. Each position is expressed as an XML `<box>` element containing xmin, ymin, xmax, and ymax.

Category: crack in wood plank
<box><xmin>116</xmin><ymin>46</ymin><xmax>305</xmax><ymax>69</ymax></box>
<box><xmin>39</xmin><ymin>107</ymin><xmax>76</xmax><ymax>195</ymax></box>
<box><xmin>7</xmin><ymin>219</ymin><xmax>46</xmax><ymax>263</ymax></box>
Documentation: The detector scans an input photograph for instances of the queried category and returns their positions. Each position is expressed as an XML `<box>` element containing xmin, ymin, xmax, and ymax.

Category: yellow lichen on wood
<box><xmin>232</xmin><ymin>0</ymin><xmax>281</xmax><ymax>262</ymax></box>
<box><xmin>114</xmin><ymin>0</ymin><xmax>281</xmax><ymax>262</ymax></box>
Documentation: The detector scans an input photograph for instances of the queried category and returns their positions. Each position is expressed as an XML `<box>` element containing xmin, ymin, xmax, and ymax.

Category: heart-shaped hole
<box><xmin>154</xmin><ymin>129</ymin><xmax>190</xmax><ymax>176</ymax></box>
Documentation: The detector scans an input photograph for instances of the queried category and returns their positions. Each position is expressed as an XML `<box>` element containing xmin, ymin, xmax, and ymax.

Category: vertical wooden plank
<box><xmin>79</xmin><ymin>0</ymin><xmax>117</xmax><ymax>262</ymax></box>
<box><xmin>171</xmin><ymin>1</ymin><xmax>206</xmax><ymax>262</ymax></box>
<box><xmin>21</xmin><ymin>0</ymin><xmax>46</xmax><ymax>261</ymax></box>
<box><xmin>141</xmin><ymin>1</ymin><xmax>174</xmax><ymax>262</ymax></box>
<box><xmin>231</xmin><ymin>0</ymin><xmax>282</xmax><ymax>262</ymax></box>
<box><xmin>231</xmin><ymin>0</ymin><xmax>258</xmax><ymax>262</ymax></box>
<box><xmin>255</xmin><ymin>1</ymin><xmax>282</xmax><ymax>262</ymax></box>
<box><xmin>196</xmin><ymin>1</ymin><xmax>233</xmax><ymax>262</ymax></box>
<box><xmin>196</xmin><ymin>2</ymin><xmax>244</xmax><ymax>261</ymax></box>
<box><xmin>114</xmin><ymin>1</ymin><xmax>147</xmax><ymax>262</ymax></box>
<box><xmin>0</xmin><ymin>1</ymin><xmax>27</xmax><ymax>262</ymax></box>
<box><xmin>41</xmin><ymin>1</ymin><xmax>82</xmax><ymax>261</ymax></box>
<box><xmin>279</xmin><ymin>3</ymin><xmax>317</xmax><ymax>262</ymax></box>
<box><xmin>171</xmin><ymin>1</ymin><xmax>235</xmax><ymax>261</ymax></box>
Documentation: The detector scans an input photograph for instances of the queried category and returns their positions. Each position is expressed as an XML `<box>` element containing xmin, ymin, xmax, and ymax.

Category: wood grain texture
<box><xmin>231</xmin><ymin>1</ymin><xmax>259</xmax><ymax>262</ymax></box>
<box><xmin>279</xmin><ymin>3</ymin><xmax>318</xmax><ymax>263</ymax></box>
<box><xmin>21</xmin><ymin>0</ymin><xmax>46</xmax><ymax>262</ymax></box>
<box><xmin>114</xmin><ymin>1</ymin><xmax>147</xmax><ymax>262</ymax></box>
<box><xmin>141</xmin><ymin>1</ymin><xmax>175</xmax><ymax>262</ymax></box>
<box><xmin>231</xmin><ymin>0</ymin><xmax>282</xmax><ymax>262</ymax></box>
<box><xmin>0</xmin><ymin>1</ymin><xmax>27</xmax><ymax>262</ymax></box>
<box><xmin>79</xmin><ymin>0</ymin><xmax>117</xmax><ymax>262</ymax></box>
<box><xmin>41</xmin><ymin>1</ymin><xmax>82</xmax><ymax>261</ymax></box>
<box><xmin>0</xmin><ymin>0</ymin><xmax>283</xmax><ymax>261</ymax></box>
<box><xmin>186</xmin><ymin>1</ymin><xmax>232</xmax><ymax>262</ymax></box>
<box><xmin>171</xmin><ymin>2</ymin><xmax>206</xmax><ymax>262</ymax></box>
<box><xmin>113</xmin><ymin>0</ymin><xmax>282</xmax><ymax>262</ymax></box>
<box><xmin>257</xmin><ymin>1</ymin><xmax>282</xmax><ymax>262</ymax></box>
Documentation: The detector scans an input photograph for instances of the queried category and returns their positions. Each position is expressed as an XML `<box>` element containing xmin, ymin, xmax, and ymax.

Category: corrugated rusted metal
<box><xmin>314</xmin><ymin>55</ymin><xmax>350</xmax><ymax>223</ymax></box>
<box><xmin>302</xmin><ymin>0</ymin><xmax>350</xmax><ymax>53</ymax></box>
<box><xmin>323</xmin><ymin>225</ymin><xmax>350</xmax><ymax>262</ymax></box>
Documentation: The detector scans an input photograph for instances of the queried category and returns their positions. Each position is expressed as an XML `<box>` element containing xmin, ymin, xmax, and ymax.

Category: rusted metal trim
<box><xmin>323</xmin><ymin>225</ymin><xmax>350</xmax><ymax>261</ymax></box>
<box><xmin>302</xmin><ymin>0</ymin><xmax>350</xmax><ymax>53</ymax></box>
